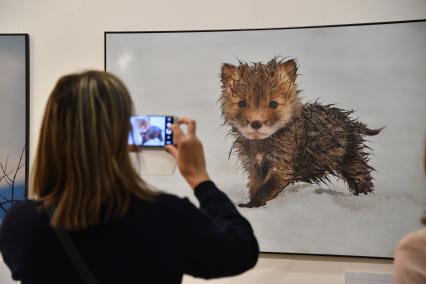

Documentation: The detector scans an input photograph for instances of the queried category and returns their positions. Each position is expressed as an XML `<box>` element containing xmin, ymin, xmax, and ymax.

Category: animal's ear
<box><xmin>221</xmin><ymin>63</ymin><xmax>241</xmax><ymax>90</ymax></box>
<box><xmin>275</xmin><ymin>59</ymin><xmax>298</xmax><ymax>83</ymax></box>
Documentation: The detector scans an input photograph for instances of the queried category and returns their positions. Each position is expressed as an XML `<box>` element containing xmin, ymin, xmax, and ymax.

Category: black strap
<box><xmin>48</xmin><ymin>207</ymin><xmax>98</xmax><ymax>284</ymax></box>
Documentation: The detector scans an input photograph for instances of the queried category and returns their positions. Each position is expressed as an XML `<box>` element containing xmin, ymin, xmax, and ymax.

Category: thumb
<box><xmin>165</xmin><ymin>145</ymin><xmax>178</xmax><ymax>158</ymax></box>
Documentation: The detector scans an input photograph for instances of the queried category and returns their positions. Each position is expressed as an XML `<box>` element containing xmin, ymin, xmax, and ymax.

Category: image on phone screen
<box><xmin>128</xmin><ymin>115</ymin><xmax>174</xmax><ymax>148</ymax></box>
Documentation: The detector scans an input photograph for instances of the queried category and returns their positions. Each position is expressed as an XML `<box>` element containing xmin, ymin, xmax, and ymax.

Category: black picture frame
<box><xmin>0</xmin><ymin>34</ymin><xmax>30</xmax><ymax>217</ymax></box>
<box><xmin>104</xmin><ymin>19</ymin><xmax>426</xmax><ymax>259</ymax></box>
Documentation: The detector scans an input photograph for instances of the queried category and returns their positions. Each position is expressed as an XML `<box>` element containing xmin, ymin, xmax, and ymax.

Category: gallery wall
<box><xmin>1</xmin><ymin>0</ymin><xmax>425</xmax><ymax>283</ymax></box>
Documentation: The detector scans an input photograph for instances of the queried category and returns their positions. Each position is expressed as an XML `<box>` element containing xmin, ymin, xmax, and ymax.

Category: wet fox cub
<box><xmin>219</xmin><ymin>58</ymin><xmax>383</xmax><ymax>208</ymax></box>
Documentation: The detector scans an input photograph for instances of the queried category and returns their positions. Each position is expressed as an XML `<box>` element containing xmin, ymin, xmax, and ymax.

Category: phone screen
<box><xmin>128</xmin><ymin>115</ymin><xmax>174</xmax><ymax>148</ymax></box>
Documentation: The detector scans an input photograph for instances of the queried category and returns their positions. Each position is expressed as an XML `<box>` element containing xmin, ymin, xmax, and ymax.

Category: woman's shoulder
<box><xmin>131</xmin><ymin>192</ymin><xmax>198</xmax><ymax>218</ymax></box>
<box><xmin>3</xmin><ymin>199</ymin><xmax>43</xmax><ymax>217</ymax></box>
<box><xmin>157</xmin><ymin>192</ymin><xmax>191</xmax><ymax>204</ymax></box>
<box><xmin>0</xmin><ymin>200</ymin><xmax>46</xmax><ymax>233</ymax></box>
<box><xmin>137</xmin><ymin>192</ymin><xmax>195</xmax><ymax>209</ymax></box>
<box><xmin>394</xmin><ymin>228</ymin><xmax>426</xmax><ymax>283</ymax></box>
<box><xmin>396</xmin><ymin>228</ymin><xmax>426</xmax><ymax>251</ymax></box>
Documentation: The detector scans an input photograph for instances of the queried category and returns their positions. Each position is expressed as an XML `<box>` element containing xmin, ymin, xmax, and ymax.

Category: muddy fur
<box><xmin>219</xmin><ymin>58</ymin><xmax>383</xmax><ymax>208</ymax></box>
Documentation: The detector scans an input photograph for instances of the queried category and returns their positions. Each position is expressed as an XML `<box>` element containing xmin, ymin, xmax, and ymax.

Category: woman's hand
<box><xmin>165</xmin><ymin>118</ymin><xmax>210</xmax><ymax>189</ymax></box>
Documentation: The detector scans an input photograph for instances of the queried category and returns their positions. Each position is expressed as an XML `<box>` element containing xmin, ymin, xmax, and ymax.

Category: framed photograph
<box><xmin>105</xmin><ymin>20</ymin><xmax>426</xmax><ymax>258</ymax></box>
<box><xmin>0</xmin><ymin>34</ymin><xmax>29</xmax><ymax>221</ymax></box>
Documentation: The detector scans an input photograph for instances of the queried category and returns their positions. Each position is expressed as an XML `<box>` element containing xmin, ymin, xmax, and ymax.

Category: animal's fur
<box><xmin>136</xmin><ymin>118</ymin><xmax>163</xmax><ymax>145</ymax></box>
<box><xmin>219</xmin><ymin>58</ymin><xmax>383</xmax><ymax>208</ymax></box>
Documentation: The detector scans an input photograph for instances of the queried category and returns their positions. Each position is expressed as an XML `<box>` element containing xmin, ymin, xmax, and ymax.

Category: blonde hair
<box><xmin>32</xmin><ymin>71</ymin><xmax>159</xmax><ymax>230</ymax></box>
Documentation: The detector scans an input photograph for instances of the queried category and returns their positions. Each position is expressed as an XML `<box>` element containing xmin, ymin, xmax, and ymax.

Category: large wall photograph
<box><xmin>105</xmin><ymin>20</ymin><xmax>426</xmax><ymax>258</ymax></box>
<box><xmin>0</xmin><ymin>34</ymin><xmax>28</xmax><ymax>220</ymax></box>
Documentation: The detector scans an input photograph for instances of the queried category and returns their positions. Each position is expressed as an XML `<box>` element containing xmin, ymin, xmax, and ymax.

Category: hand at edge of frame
<box><xmin>165</xmin><ymin>117</ymin><xmax>210</xmax><ymax>190</ymax></box>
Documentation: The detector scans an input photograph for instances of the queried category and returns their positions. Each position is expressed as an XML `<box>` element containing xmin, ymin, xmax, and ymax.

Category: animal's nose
<box><xmin>250</xmin><ymin>120</ymin><xmax>263</xmax><ymax>130</ymax></box>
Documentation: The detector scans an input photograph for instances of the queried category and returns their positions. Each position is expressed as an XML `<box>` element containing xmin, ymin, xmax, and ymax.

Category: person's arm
<box><xmin>163</xmin><ymin>117</ymin><xmax>259</xmax><ymax>278</ymax></box>
<box><xmin>159</xmin><ymin>181</ymin><xmax>258</xmax><ymax>279</ymax></box>
<box><xmin>394</xmin><ymin>229</ymin><xmax>426</xmax><ymax>284</ymax></box>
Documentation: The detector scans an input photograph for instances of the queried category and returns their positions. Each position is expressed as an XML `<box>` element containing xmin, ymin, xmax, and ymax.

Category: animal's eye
<box><xmin>238</xmin><ymin>100</ymin><xmax>247</xmax><ymax>108</ymax></box>
<box><xmin>269</xmin><ymin>101</ymin><xmax>278</xmax><ymax>109</ymax></box>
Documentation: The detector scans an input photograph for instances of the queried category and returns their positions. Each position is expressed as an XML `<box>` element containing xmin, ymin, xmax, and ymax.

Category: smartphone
<box><xmin>128</xmin><ymin>115</ymin><xmax>174</xmax><ymax>148</ymax></box>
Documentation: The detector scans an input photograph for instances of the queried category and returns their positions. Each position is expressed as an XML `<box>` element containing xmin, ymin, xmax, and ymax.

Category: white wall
<box><xmin>0</xmin><ymin>0</ymin><xmax>425</xmax><ymax>283</ymax></box>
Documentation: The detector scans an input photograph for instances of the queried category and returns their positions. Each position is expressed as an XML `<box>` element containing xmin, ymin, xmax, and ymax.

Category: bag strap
<box><xmin>48</xmin><ymin>207</ymin><xmax>98</xmax><ymax>284</ymax></box>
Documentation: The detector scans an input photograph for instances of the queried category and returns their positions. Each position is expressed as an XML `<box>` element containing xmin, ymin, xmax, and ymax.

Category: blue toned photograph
<box><xmin>0</xmin><ymin>35</ymin><xmax>28</xmax><ymax>221</ymax></box>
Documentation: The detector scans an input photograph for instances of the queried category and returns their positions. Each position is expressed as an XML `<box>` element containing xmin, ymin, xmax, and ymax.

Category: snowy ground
<box><xmin>223</xmin><ymin>181</ymin><xmax>425</xmax><ymax>257</ymax></box>
<box><xmin>144</xmin><ymin>168</ymin><xmax>426</xmax><ymax>258</ymax></box>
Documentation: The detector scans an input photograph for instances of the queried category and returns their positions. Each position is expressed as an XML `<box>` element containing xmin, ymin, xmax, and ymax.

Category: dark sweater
<box><xmin>0</xmin><ymin>181</ymin><xmax>259</xmax><ymax>283</ymax></box>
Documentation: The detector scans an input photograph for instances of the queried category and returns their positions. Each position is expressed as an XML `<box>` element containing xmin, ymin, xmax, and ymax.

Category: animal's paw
<box><xmin>238</xmin><ymin>200</ymin><xmax>266</xmax><ymax>208</ymax></box>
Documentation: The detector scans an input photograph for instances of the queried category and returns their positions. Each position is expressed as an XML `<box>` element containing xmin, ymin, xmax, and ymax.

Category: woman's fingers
<box><xmin>172</xmin><ymin>117</ymin><xmax>196</xmax><ymax>144</ymax></box>
<box><xmin>166</xmin><ymin>117</ymin><xmax>209</xmax><ymax>189</ymax></box>
<box><xmin>177</xmin><ymin>117</ymin><xmax>196</xmax><ymax>136</ymax></box>
<box><xmin>171</xmin><ymin>123</ymin><xmax>184</xmax><ymax>144</ymax></box>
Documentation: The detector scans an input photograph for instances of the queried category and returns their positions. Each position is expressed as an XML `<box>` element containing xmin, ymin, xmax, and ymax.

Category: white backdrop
<box><xmin>106</xmin><ymin>21</ymin><xmax>426</xmax><ymax>258</ymax></box>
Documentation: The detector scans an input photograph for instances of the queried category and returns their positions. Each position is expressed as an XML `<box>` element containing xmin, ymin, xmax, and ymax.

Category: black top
<box><xmin>0</xmin><ymin>181</ymin><xmax>259</xmax><ymax>283</ymax></box>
